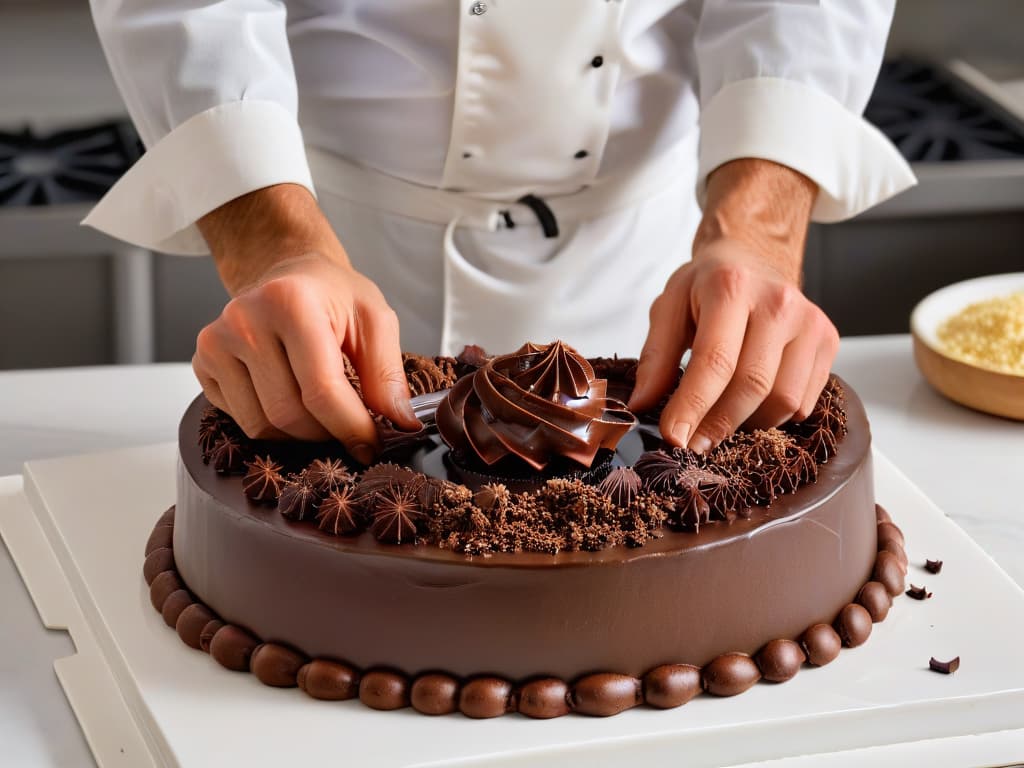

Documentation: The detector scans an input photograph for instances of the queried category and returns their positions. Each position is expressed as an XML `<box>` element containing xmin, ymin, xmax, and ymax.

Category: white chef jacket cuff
<box><xmin>696</xmin><ymin>78</ymin><xmax>916</xmax><ymax>222</ymax></box>
<box><xmin>82</xmin><ymin>100</ymin><xmax>315</xmax><ymax>255</ymax></box>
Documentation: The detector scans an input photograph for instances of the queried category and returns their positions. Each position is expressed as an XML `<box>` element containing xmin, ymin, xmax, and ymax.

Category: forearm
<box><xmin>198</xmin><ymin>183</ymin><xmax>349</xmax><ymax>295</ymax></box>
<box><xmin>693</xmin><ymin>159</ymin><xmax>817</xmax><ymax>284</ymax></box>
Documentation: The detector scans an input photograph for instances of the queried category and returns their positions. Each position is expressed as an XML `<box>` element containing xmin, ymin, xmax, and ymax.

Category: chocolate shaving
<box><xmin>342</xmin><ymin>355</ymin><xmax>362</xmax><ymax>398</ymax></box>
<box><xmin>203</xmin><ymin>355</ymin><xmax>851</xmax><ymax>555</ymax></box>
<box><xmin>473</xmin><ymin>483</ymin><xmax>510</xmax><ymax>516</ymax></box>
<box><xmin>906</xmin><ymin>584</ymin><xmax>932</xmax><ymax>600</ymax></box>
<box><xmin>432</xmin><ymin>477</ymin><xmax>667</xmax><ymax>556</ymax></box>
<box><xmin>403</xmin><ymin>353</ymin><xmax>459</xmax><ymax>397</ymax></box>
<box><xmin>929</xmin><ymin>656</ymin><xmax>960</xmax><ymax>674</ymax></box>
<box><xmin>925</xmin><ymin>559</ymin><xmax>943</xmax><ymax>574</ymax></box>
<box><xmin>455</xmin><ymin>344</ymin><xmax>491</xmax><ymax>376</ymax></box>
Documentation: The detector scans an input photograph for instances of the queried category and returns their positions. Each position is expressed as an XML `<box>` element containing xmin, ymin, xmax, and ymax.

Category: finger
<box><xmin>195</xmin><ymin>376</ymin><xmax>230</xmax><ymax>418</ymax></box>
<box><xmin>690</xmin><ymin>312</ymin><xmax>791</xmax><ymax>444</ymax></box>
<box><xmin>200</xmin><ymin>350</ymin><xmax>285</xmax><ymax>440</ymax></box>
<box><xmin>278</xmin><ymin>311</ymin><xmax>380</xmax><ymax>465</ymax></box>
<box><xmin>193</xmin><ymin>352</ymin><xmax>229</xmax><ymax>412</ymax></box>
<box><xmin>346</xmin><ymin>305</ymin><xmax>421</xmax><ymax>432</ymax></box>
<box><xmin>628</xmin><ymin>271</ymin><xmax>695</xmax><ymax>413</ymax></box>
<box><xmin>796</xmin><ymin>331</ymin><xmax>839</xmax><ymax>421</ymax></box>
<box><xmin>194</xmin><ymin>327</ymin><xmax>286</xmax><ymax>439</ymax></box>
<box><xmin>743</xmin><ymin>330</ymin><xmax>816</xmax><ymax>430</ymax></box>
<box><xmin>658</xmin><ymin>290</ymin><xmax>748</xmax><ymax>450</ymax></box>
<box><xmin>238</xmin><ymin>334</ymin><xmax>333</xmax><ymax>441</ymax></box>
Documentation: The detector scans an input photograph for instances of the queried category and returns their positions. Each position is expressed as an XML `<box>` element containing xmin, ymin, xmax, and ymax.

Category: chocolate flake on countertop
<box><xmin>925</xmin><ymin>559</ymin><xmax>944</xmax><ymax>574</ymax></box>
<box><xmin>906</xmin><ymin>584</ymin><xmax>933</xmax><ymax>600</ymax></box>
<box><xmin>929</xmin><ymin>656</ymin><xmax>960</xmax><ymax>674</ymax></box>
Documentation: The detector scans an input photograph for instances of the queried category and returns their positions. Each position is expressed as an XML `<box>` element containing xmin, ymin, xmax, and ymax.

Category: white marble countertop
<box><xmin>1</xmin><ymin>335</ymin><xmax>1021</xmax><ymax>767</ymax></box>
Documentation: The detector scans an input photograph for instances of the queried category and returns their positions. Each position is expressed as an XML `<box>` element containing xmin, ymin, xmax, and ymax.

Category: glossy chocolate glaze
<box><xmin>436</xmin><ymin>341</ymin><xmax>635</xmax><ymax>471</ymax></box>
<box><xmin>174</xmin><ymin>381</ymin><xmax>876</xmax><ymax>680</ymax></box>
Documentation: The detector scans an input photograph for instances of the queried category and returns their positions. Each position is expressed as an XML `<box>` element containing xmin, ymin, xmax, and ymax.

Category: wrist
<box><xmin>693</xmin><ymin>158</ymin><xmax>817</xmax><ymax>285</ymax></box>
<box><xmin>198</xmin><ymin>183</ymin><xmax>349</xmax><ymax>295</ymax></box>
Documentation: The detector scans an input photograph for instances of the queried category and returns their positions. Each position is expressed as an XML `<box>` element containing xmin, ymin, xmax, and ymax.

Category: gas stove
<box><xmin>0</xmin><ymin>120</ymin><xmax>141</xmax><ymax>207</ymax></box>
<box><xmin>866</xmin><ymin>58</ymin><xmax>1024</xmax><ymax>163</ymax></box>
<box><xmin>856</xmin><ymin>57</ymin><xmax>1024</xmax><ymax>218</ymax></box>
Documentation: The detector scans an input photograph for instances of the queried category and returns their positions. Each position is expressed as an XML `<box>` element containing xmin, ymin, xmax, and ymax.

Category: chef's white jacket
<box><xmin>85</xmin><ymin>0</ymin><xmax>915</xmax><ymax>356</ymax></box>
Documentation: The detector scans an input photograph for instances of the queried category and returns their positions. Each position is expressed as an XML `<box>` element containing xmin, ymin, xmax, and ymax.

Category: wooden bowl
<box><xmin>910</xmin><ymin>273</ymin><xmax>1024</xmax><ymax>421</ymax></box>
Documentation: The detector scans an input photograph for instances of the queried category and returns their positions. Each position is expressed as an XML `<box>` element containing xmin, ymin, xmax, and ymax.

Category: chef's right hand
<box><xmin>192</xmin><ymin>184</ymin><xmax>420</xmax><ymax>465</ymax></box>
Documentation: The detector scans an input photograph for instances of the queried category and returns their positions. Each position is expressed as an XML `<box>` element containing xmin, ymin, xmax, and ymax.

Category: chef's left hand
<box><xmin>628</xmin><ymin>158</ymin><xmax>839</xmax><ymax>453</ymax></box>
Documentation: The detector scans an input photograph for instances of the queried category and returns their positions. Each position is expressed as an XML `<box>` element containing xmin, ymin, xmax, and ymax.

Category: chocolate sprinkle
<box><xmin>906</xmin><ymin>584</ymin><xmax>933</xmax><ymax>600</ymax></box>
<box><xmin>929</xmin><ymin>656</ymin><xmax>960</xmax><ymax>674</ymax></box>
<box><xmin>925</xmin><ymin>559</ymin><xmax>944</xmax><ymax>574</ymax></box>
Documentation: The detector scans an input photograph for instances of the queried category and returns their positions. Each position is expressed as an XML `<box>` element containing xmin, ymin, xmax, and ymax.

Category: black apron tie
<box><xmin>515</xmin><ymin>194</ymin><xmax>560</xmax><ymax>238</ymax></box>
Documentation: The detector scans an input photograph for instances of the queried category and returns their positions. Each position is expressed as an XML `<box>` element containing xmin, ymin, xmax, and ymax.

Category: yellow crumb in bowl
<box><xmin>936</xmin><ymin>291</ymin><xmax>1024</xmax><ymax>375</ymax></box>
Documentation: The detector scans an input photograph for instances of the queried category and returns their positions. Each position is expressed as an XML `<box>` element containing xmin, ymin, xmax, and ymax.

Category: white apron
<box><xmin>309</xmin><ymin>0</ymin><xmax>701</xmax><ymax>359</ymax></box>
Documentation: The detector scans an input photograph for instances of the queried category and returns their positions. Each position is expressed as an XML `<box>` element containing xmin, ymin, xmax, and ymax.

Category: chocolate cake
<box><xmin>145</xmin><ymin>341</ymin><xmax>907</xmax><ymax>718</ymax></box>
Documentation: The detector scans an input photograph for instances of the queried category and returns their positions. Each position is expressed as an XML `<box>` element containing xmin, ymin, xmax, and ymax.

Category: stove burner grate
<box><xmin>0</xmin><ymin>121</ymin><xmax>142</xmax><ymax>207</ymax></box>
<box><xmin>866</xmin><ymin>59</ymin><xmax>1024</xmax><ymax>163</ymax></box>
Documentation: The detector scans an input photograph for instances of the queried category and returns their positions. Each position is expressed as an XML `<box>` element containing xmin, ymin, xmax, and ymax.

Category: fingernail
<box><xmin>349</xmin><ymin>443</ymin><xmax>376</xmax><ymax>466</ymax></box>
<box><xmin>689</xmin><ymin>434</ymin><xmax>712</xmax><ymax>454</ymax></box>
<box><xmin>669</xmin><ymin>422</ymin><xmax>691</xmax><ymax>447</ymax></box>
<box><xmin>395</xmin><ymin>396</ymin><xmax>421</xmax><ymax>429</ymax></box>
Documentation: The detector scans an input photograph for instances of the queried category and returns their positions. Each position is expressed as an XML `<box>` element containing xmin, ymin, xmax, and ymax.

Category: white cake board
<box><xmin>2</xmin><ymin>445</ymin><xmax>1024</xmax><ymax>768</ymax></box>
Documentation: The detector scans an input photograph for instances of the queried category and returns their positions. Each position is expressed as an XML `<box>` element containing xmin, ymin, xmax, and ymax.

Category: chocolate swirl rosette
<box><xmin>436</xmin><ymin>341</ymin><xmax>636</xmax><ymax>473</ymax></box>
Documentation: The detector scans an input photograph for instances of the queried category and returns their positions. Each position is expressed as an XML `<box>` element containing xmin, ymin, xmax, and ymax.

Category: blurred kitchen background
<box><xmin>1</xmin><ymin>0</ymin><xmax>1023</xmax><ymax>369</ymax></box>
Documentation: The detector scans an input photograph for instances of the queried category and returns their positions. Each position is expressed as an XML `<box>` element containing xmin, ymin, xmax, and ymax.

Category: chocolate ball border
<box><xmin>145</xmin><ymin>503</ymin><xmax>906</xmax><ymax>719</ymax></box>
